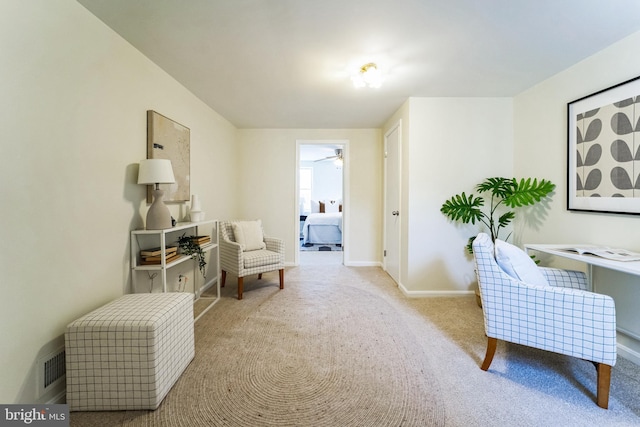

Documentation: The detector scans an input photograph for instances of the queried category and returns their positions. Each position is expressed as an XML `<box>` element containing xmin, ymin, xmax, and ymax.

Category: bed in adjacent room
<box><xmin>302</xmin><ymin>211</ymin><xmax>342</xmax><ymax>245</ymax></box>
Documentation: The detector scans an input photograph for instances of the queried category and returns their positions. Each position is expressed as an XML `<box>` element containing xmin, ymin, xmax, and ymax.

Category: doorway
<box><xmin>295</xmin><ymin>140</ymin><xmax>348</xmax><ymax>266</ymax></box>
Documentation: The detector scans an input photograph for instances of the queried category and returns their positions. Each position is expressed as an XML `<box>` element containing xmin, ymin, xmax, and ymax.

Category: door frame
<box><xmin>383</xmin><ymin>121</ymin><xmax>402</xmax><ymax>284</ymax></box>
<box><xmin>295</xmin><ymin>140</ymin><xmax>349</xmax><ymax>266</ymax></box>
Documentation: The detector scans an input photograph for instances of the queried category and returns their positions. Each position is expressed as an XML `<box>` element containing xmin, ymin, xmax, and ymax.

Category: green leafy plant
<box><xmin>440</xmin><ymin>177</ymin><xmax>555</xmax><ymax>253</ymax></box>
<box><xmin>178</xmin><ymin>233</ymin><xmax>207</xmax><ymax>278</ymax></box>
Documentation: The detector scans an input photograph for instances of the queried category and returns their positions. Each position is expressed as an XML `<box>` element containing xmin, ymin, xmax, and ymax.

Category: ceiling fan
<box><xmin>314</xmin><ymin>148</ymin><xmax>343</xmax><ymax>163</ymax></box>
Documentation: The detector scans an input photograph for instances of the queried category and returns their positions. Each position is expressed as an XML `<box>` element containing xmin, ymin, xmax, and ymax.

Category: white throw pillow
<box><xmin>494</xmin><ymin>239</ymin><xmax>549</xmax><ymax>286</ymax></box>
<box><xmin>324</xmin><ymin>200</ymin><xmax>340</xmax><ymax>213</ymax></box>
<box><xmin>311</xmin><ymin>200</ymin><xmax>320</xmax><ymax>213</ymax></box>
<box><xmin>231</xmin><ymin>220</ymin><xmax>266</xmax><ymax>252</ymax></box>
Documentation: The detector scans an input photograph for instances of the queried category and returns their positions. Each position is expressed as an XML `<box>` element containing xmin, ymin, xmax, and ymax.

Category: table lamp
<box><xmin>138</xmin><ymin>159</ymin><xmax>175</xmax><ymax>229</ymax></box>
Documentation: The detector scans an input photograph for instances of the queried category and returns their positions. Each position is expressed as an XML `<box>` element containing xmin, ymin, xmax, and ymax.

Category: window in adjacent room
<box><xmin>299</xmin><ymin>167</ymin><xmax>313</xmax><ymax>215</ymax></box>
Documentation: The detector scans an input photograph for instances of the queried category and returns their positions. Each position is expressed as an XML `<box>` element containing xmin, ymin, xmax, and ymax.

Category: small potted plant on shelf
<box><xmin>178</xmin><ymin>233</ymin><xmax>207</xmax><ymax>278</ymax></box>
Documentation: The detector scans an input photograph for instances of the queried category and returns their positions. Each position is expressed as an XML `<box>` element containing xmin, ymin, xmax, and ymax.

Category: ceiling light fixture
<box><xmin>352</xmin><ymin>62</ymin><xmax>382</xmax><ymax>89</ymax></box>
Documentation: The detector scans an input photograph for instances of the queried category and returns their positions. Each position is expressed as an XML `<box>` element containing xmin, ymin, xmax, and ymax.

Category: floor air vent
<box><xmin>38</xmin><ymin>347</ymin><xmax>66</xmax><ymax>397</ymax></box>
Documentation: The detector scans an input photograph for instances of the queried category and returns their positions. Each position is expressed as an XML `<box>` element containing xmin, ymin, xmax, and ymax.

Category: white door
<box><xmin>384</xmin><ymin>122</ymin><xmax>401</xmax><ymax>284</ymax></box>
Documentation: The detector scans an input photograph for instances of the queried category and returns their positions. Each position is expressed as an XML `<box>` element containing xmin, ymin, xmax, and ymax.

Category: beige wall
<box><xmin>236</xmin><ymin>129</ymin><xmax>382</xmax><ymax>266</ymax></box>
<box><xmin>0</xmin><ymin>0</ymin><xmax>238</xmax><ymax>403</ymax></box>
<box><xmin>514</xmin><ymin>30</ymin><xmax>640</xmax><ymax>362</ymax></box>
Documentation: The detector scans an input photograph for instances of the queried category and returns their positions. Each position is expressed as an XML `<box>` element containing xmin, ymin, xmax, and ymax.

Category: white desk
<box><xmin>525</xmin><ymin>244</ymin><xmax>640</xmax><ymax>279</ymax></box>
<box><xmin>525</xmin><ymin>243</ymin><xmax>640</xmax><ymax>342</ymax></box>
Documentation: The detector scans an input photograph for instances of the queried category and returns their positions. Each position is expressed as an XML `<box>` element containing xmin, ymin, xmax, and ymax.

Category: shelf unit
<box><xmin>130</xmin><ymin>220</ymin><xmax>220</xmax><ymax>320</ymax></box>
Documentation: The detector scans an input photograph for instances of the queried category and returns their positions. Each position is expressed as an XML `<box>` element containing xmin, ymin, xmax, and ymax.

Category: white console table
<box><xmin>525</xmin><ymin>243</ymin><xmax>640</xmax><ymax>343</ymax></box>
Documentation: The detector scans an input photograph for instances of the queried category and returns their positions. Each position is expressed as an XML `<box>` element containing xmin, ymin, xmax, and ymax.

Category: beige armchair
<box><xmin>219</xmin><ymin>220</ymin><xmax>284</xmax><ymax>300</ymax></box>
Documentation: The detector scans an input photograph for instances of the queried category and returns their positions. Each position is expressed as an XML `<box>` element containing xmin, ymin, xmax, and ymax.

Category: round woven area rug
<box><xmin>71</xmin><ymin>278</ymin><xmax>446</xmax><ymax>426</ymax></box>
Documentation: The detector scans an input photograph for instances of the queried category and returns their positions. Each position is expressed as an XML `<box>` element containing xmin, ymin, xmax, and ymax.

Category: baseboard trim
<box><xmin>344</xmin><ymin>261</ymin><xmax>381</xmax><ymax>267</ymax></box>
<box><xmin>46</xmin><ymin>390</ymin><xmax>66</xmax><ymax>404</ymax></box>
<box><xmin>618</xmin><ymin>342</ymin><xmax>640</xmax><ymax>365</ymax></box>
<box><xmin>399</xmin><ymin>284</ymin><xmax>474</xmax><ymax>298</ymax></box>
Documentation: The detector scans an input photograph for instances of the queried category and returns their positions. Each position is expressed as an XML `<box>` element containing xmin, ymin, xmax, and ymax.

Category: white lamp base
<box><xmin>146</xmin><ymin>188</ymin><xmax>172</xmax><ymax>230</ymax></box>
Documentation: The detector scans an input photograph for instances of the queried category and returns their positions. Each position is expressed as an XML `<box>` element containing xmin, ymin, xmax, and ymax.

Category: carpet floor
<box><xmin>70</xmin><ymin>264</ymin><xmax>640</xmax><ymax>426</ymax></box>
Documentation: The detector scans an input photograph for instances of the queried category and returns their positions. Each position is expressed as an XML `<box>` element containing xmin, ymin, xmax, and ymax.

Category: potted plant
<box><xmin>178</xmin><ymin>233</ymin><xmax>207</xmax><ymax>278</ymax></box>
<box><xmin>441</xmin><ymin>177</ymin><xmax>555</xmax><ymax>307</ymax></box>
<box><xmin>440</xmin><ymin>177</ymin><xmax>556</xmax><ymax>253</ymax></box>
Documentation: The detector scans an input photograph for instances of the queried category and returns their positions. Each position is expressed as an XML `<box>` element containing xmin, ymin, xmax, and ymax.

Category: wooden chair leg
<box><xmin>258</xmin><ymin>273</ymin><xmax>262</xmax><ymax>279</ymax></box>
<box><xmin>221</xmin><ymin>270</ymin><xmax>226</xmax><ymax>287</ymax></box>
<box><xmin>279</xmin><ymin>268</ymin><xmax>284</xmax><ymax>289</ymax></box>
<box><xmin>237</xmin><ymin>277</ymin><xmax>243</xmax><ymax>300</ymax></box>
<box><xmin>481</xmin><ymin>337</ymin><xmax>497</xmax><ymax>371</ymax></box>
<box><xmin>596</xmin><ymin>363</ymin><xmax>612</xmax><ymax>409</ymax></box>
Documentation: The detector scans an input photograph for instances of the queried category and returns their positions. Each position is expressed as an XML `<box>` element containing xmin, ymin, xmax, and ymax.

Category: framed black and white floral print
<box><xmin>568</xmin><ymin>76</ymin><xmax>640</xmax><ymax>214</ymax></box>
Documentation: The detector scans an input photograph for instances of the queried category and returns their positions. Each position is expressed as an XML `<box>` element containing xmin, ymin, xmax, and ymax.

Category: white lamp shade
<box><xmin>138</xmin><ymin>159</ymin><xmax>175</xmax><ymax>184</ymax></box>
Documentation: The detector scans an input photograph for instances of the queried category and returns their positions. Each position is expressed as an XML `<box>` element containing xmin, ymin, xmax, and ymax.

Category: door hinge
<box><xmin>384</xmin><ymin>250</ymin><xmax>387</xmax><ymax>257</ymax></box>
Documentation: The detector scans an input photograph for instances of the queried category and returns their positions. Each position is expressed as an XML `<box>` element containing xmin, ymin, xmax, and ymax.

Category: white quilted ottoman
<box><xmin>65</xmin><ymin>293</ymin><xmax>194</xmax><ymax>411</ymax></box>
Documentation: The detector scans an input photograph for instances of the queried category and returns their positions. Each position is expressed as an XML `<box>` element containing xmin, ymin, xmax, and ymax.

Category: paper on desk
<box><xmin>562</xmin><ymin>246</ymin><xmax>640</xmax><ymax>262</ymax></box>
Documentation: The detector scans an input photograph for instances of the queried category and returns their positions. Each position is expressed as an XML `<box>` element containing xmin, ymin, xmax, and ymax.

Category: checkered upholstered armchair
<box><xmin>472</xmin><ymin>233</ymin><xmax>617</xmax><ymax>409</ymax></box>
<box><xmin>219</xmin><ymin>220</ymin><xmax>284</xmax><ymax>300</ymax></box>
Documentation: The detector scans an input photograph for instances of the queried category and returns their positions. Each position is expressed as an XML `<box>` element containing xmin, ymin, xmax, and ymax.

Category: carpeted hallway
<box><xmin>70</xmin><ymin>263</ymin><xmax>640</xmax><ymax>426</ymax></box>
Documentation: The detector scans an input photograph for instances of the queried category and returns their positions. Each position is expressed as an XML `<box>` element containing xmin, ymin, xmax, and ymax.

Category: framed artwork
<box><xmin>147</xmin><ymin>110</ymin><xmax>190</xmax><ymax>203</ymax></box>
<box><xmin>568</xmin><ymin>76</ymin><xmax>640</xmax><ymax>214</ymax></box>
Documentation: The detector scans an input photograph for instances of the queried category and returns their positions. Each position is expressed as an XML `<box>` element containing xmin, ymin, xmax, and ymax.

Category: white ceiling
<box><xmin>77</xmin><ymin>0</ymin><xmax>640</xmax><ymax>129</ymax></box>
